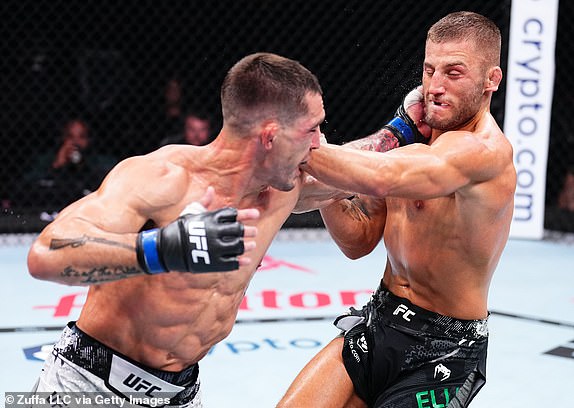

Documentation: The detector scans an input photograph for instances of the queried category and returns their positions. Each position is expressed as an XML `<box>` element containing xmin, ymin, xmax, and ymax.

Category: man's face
<box><xmin>422</xmin><ymin>39</ymin><xmax>487</xmax><ymax>131</ymax></box>
<box><xmin>267</xmin><ymin>92</ymin><xmax>325</xmax><ymax>192</ymax></box>
<box><xmin>184</xmin><ymin>116</ymin><xmax>211</xmax><ymax>146</ymax></box>
<box><xmin>66</xmin><ymin>121</ymin><xmax>89</xmax><ymax>150</ymax></box>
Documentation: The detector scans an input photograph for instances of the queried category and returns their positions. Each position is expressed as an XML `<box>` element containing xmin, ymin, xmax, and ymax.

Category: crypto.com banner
<box><xmin>505</xmin><ymin>0</ymin><xmax>559</xmax><ymax>239</ymax></box>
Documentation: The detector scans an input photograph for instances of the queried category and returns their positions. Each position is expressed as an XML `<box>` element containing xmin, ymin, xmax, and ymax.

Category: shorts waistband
<box><xmin>374</xmin><ymin>284</ymin><xmax>489</xmax><ymax>340</ymax></box>
<box><xmin>55</xmin><ymin>322</ymin><xmax>198</xmax><ymax>389</ymax></box>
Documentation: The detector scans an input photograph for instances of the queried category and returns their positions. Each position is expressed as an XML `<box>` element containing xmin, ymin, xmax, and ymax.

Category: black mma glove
<box><xmin>136</xmin><ymin>206</ymin><xmax>245</xmax><ymax>274</ymax></box>
<box><xmin>383</xmin><ymin>87</ymin><xmax>427</xmax><ymax>146</ymax></box>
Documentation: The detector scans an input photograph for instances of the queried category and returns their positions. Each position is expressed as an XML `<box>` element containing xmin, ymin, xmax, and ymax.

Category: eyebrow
<box><xmin>312</xmin><ymin>117</ymin><xmax>326</xmax><ymax>129</ymax></box>
<box><xmin>425</xmin><ymin>61</ymin><xmax>466</xmax><ymax>68</ymax></box>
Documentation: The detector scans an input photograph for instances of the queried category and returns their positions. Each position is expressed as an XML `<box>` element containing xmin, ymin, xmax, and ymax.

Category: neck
<box><xmin>198</xmin><ymin>132</ymin><xmax>270</xmax><ymax>207</ymax></box>
<box><xmin>430</xmin><ymin>103</ymin><xmax>491</xmax><ymax>141</ymax></box>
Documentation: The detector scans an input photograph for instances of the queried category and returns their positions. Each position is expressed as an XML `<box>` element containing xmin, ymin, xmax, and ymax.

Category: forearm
<box><xmin>320</xmin><ymin>195</ymin><xmax>385</xmax><ymax>259</ymax></box>
<box><xmin>305</xmin><ymin>128</ymin><xmax>399</xmax><ymax>196</ymax></box>
<box><xmin>344</xmin><ymin>128</ymin><xmax>400</xmax><ymax>152</ymax></box>
<box><xmin>303</xmin><ymin>144</ymin><xmax>390</xmax><ymax>197</ymax></box>
<box><xmin>28</xmin><ymin>220</ymin><xmax>143</xmax><ymax>286</ymax></box>
<box><xmin>294</xmin><ymin>173</ymin><xmax>351</xmax><ymax>214</ymax></box>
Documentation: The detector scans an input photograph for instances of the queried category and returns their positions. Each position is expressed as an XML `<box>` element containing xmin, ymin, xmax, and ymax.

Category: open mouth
<box><xmin>431</xmin><ymin>99</ymin><xmax>449</xmax><ymax>108</ymax></box>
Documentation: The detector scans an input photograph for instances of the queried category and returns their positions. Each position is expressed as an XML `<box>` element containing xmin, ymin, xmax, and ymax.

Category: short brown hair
<box><xmin>427</xmin><ymin>11</ymin><xmax>501</xmax><ymax>66</ymax></box>
<box><xmin>221</xmin><ymin>52</ymin><xmax>322</xmax><ymax>131</ymax></box>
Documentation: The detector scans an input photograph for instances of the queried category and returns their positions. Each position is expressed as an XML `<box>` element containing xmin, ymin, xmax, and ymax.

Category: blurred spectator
<box><xmin>558</xmin><ymin>166</ymin><xmax>574</xmax><ymax>211</ymax></box>
<box><xmin>159</xmin><ymin>77</ymin><xmax>185</xmax><ymax>139</ymax></box>
<box><xmin>18</xmin><ymin>118</ymin><xmax>117</xmax><ymax>212</ymax></box>
<box><xmin>159</xmin><ymin>110</ymin><xmax>213</xmax><ymax>147</ymax></box>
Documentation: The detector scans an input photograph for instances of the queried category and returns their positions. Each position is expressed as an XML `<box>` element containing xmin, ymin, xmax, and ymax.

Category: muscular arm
<box><xmin>294</xmin><ymin>129</ymin><xmax>399</xmax><ymax>213</ymax></box>
<box><xmin>303</xmin><ymin>129</ymin><xmax>503</xmax><ymax>200</ymax></box>
<box><xmin>316</xmin><ymin>128</ymin><xmax>399</xmax><ymax>257</ymax></box>
<box><xmin>293</xmin><ymin>173</ymin><xmax>351</xmax><ymax>214</ymax></box>
<box><xmin>27</xmin><ymin>155</ymin><xmax>185</xmax><ymax>285</ymax></box>
<box><xmin>321</xmin><ymin>195</ymin><xmax>386</xmax><ymax>259</ymax></box>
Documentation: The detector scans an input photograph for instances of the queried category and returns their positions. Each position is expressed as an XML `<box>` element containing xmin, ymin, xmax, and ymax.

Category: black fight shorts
<box><xmin>335</xmin><ymin>284</ymin><xmax>489</xmax><ymax>408</ymax></box>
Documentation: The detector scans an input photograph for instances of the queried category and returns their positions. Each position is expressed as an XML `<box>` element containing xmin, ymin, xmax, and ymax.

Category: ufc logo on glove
<box><xmin>187</xmin><ymin>220</ymin><xmax>210</xmax><ymax>264</ymax></box>
<box><xmin>136</xmin><ymin>204</ymin><xmax>244</xmax><ymax>274</ymax></box>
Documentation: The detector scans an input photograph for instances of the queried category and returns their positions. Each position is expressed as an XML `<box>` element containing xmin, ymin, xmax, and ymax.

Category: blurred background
<box><xmin>1</xmin><ymin>0</ymin><xmax>573</xmax><ymax>235</ymax></box>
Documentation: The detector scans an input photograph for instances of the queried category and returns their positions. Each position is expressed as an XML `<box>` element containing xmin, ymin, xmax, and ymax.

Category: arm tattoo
<box><xmin>61</xmin><ymin>265</ymin><xmax>140</xmax><ymax>284</ymax></box>
<box><xmin>50</xmin><ymin>235</ymin><xmax>134</xmax><ymax>251</ymax></box>
<box><xmin>341</xmin><ymin>196</ymin><xmax>371</xmax><ymax>220</ymax></box>
<box><xmin>50</xmin><ymin>235</ymin><xmax>139</xmax><ymax>284</ymax></box>
<box><xmin>344</xmin><ymin>128</ymin><xmax>400</xmax><ymax>152</ymax></box>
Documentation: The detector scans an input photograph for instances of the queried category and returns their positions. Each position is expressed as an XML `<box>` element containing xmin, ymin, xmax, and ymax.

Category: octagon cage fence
<box><xmin>2</xmin><ymin>0</ymin><xmax>573</xmax><ymax>245</ymax></box>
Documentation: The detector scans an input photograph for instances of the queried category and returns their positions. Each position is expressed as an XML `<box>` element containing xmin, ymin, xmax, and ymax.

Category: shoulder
<box><xmin>112</xmin><ymin>146</ymin><xmax>190</xmax><ymax>177</ymax></box>
<box><xmin>98</xmin><ymin>146</ymin><xmax>196</xmax><ymax>209</ymax></box>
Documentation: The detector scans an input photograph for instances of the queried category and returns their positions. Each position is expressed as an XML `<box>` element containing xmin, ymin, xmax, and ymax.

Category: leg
<box><xmin>277</xmin><ymin>337</ymin><xmax>366</xmax><ymax>408</ymax></box>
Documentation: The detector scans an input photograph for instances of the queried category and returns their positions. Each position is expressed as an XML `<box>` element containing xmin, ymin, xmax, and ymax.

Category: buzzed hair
<box><xmin>427</xmin><ymin>11</ymin><xmax>501</xmax><ymax>66</ymax></box>
<box><xmin>221</xmin><ymin>52</ymin><xmax>322</xmax><ymax>131</ymax></box>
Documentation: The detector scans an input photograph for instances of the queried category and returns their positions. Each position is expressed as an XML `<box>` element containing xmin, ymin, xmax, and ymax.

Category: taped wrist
<box><xmin>136</xmin><ymin>229</ymin><xmax>167</xmax><ymax>274</ymax></box>
<box><xmin>383</xmin><ymin>104</ymin><xmax>425</xmax><ymax>146</ymax></box>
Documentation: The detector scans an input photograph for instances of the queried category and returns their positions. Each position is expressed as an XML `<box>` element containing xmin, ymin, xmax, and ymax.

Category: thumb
<box><xmin>403</xmin><ymin>86</ymin><xmax>423</xmax><ymax>110</ymax></box>
<box><xmin>199</xmin><ymin>186</ymin><xmax>215</xmax><ymax>209</ymax></box>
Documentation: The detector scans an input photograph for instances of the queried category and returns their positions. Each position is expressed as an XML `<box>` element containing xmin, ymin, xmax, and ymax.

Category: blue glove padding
<box><xmin>383</xmin><ymin>87</ymin><xmax>427</xmax><ymax>146</ymax></box>
<box><xmin>136</xmin><ymin>207</ymin><xmax>245</xmax><ymax>274</ymax></box>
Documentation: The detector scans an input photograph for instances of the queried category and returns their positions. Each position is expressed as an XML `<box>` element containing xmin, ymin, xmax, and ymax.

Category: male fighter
<box><xmin>28</xmin><ymin>52</ymin><xmax>335</xmax><ymax>407</ymax></box>
<box><xmin>279</xmin><ymin>11</ymin><xmax>516</xmax><ymax>408</ymax></box>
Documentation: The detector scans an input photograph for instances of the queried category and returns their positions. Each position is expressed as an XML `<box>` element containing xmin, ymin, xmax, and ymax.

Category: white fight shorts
<box><xmin>31</xmin><ymin>322</ymin><xmax>202</xmax><ymax>408</ymax></box>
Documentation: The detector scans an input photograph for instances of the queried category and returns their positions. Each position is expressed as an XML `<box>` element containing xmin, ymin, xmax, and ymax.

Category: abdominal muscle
<box><xmin>381</xmin><ymin>197</ymin><xmax>497</xmax><ymax>320</ymax></box>
<box><xmin>77</xmin><ymin>268</ymin><xmax>252</xmax><ymax>372</ymax></box>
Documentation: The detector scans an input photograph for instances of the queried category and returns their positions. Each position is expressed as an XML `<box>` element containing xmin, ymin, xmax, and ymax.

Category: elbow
<box><xmin>27</xmin><ymin>243</ymin><xmax>53</xmax><ymax>281</ymax></box>
<box><xmin>342</xmin><ymin>249</ymin><xmax>365</xmax><ymax>260</ymax></box>
<box><xmin>339</xmin><ymin>242</ymin><xmax>377</xmax><ymax>260</ymax></box>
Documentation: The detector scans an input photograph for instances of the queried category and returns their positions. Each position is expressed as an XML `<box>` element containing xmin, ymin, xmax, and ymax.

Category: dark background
<box><xmin>1</xmin><ymin>0</ymin><xmax>572</xmax><ymax>232</ymax></box>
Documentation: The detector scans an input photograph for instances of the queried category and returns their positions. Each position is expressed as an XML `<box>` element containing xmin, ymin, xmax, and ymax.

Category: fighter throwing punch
<box><xmin>279</xmin><ymin>12</ymin><xmax>516</xmax><ymax>408</ymax></box>
<box><xmin>28</xmin><ymin>52</ymin><xmax>347</xmax><ymax>407</ymax></box>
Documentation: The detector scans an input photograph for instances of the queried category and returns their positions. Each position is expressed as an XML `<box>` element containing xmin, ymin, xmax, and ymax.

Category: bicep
<box><xmin>383</xmin><ymin>134</ymin><xmax>494</xmax><ymax>199</ymax></box>
<box><xmin>321</xmin><ymin>195</ymin><xmax>386</xmax><ymax>259</ymax></box>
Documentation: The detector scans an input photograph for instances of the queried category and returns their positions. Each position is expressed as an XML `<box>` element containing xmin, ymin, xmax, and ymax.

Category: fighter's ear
<box><xmin>485</xmin><ymin>66</ymin><xmax>503</xmax><ymax>92</ymax></box>
<box><xmin>260</xmin><ymin>121</ymin><xmax>279</xmax><ymax>150</ymax></box>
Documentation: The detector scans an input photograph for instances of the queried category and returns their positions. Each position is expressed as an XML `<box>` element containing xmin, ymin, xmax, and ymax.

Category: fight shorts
<box><xmin>31</xmin><ymin>322</ymin><xmax>202</xmax><ymax>408</ymax></box>
<box><xmin>335</xmin><ymin>284</ymin><xmax>489</xmax><ymax>408</ymax></box>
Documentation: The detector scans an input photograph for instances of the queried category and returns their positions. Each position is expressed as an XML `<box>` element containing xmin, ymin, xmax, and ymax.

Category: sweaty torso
<box><xmin>77</xmin><ymin>147</ymin><xmax>299</xmax><ymax>371</ymax></box>
<box><xmin>382</xmin><ymin>130</ymin><xmax>515</xmax><ymax>320</ymax></box>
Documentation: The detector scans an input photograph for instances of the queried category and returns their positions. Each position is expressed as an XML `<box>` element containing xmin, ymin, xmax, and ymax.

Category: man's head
<box><xmin>221</xmin><ymin>53</ymin><xmax>325</xmax><ymax>191</ymax></box>
<box><xmin>221</xmin><ymin>52</ymin><xmax>323</xmax><ymax>130</ymax></box>
<box><xmin>184</xmin><ymin>111</ymin><xmax>212</xmax><ymax>146</ymax></box>
<box><xmin>423</xmin><ymin>11</ymin><xmax>502</xmax><ymax>131</ymax></box>
<box><xmin>62</xmin><ymin>119</ymin><xmax>90</xmax><ymax>151</ymax></box>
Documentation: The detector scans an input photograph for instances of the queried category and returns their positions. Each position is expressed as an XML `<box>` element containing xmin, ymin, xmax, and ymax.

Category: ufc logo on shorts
<box><xmin>122</xmin><ymin>373</ymin><xmax>162</xmax><ymax>397</ymax></box>
<box><xmin>188</xmin><ymin>221</ymin><xmax>211</xmax><ymax>264</ymax></box>
<box><xmin>393</xmin><ymin>304</ymin><xmax>416</xmax><ymax>321</ymax></box>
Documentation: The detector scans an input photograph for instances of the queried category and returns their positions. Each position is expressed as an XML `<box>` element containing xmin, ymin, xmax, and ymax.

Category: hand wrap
<box><xmin>136</xmin><ymin>206</ymin><xmax>245</xmax><ymax>274</ymax></box>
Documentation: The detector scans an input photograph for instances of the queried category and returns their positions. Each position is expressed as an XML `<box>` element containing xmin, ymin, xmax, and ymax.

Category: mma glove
<box><xmin>136</xmin><ymin>204</ymin><xmax>245</xmax><ymax>274</ymax></box>
<box><xmin>383</xmin><ymin>86</ymin><xmax>427</xmax><ymax>146</ymax></box>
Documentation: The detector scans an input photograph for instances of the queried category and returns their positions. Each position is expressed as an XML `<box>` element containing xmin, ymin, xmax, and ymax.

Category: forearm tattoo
<box><xmin>345</xmin><ymin>128</ymin><xmax>400</xmax><ymax>152</ymax></box>
<box><xmin>61</xmin><ymin>265</ymin><xmax>140</xmax><ymax>284</ymax></box>
<box><xmin>50</xmin><ymin>235</ymin><xmax>139</xmax><ymax>284</ymax></box>
<box><xmin>50</xmin><ymin>235</ymin><xmax>134</xmax><ymax>251</ymax></box>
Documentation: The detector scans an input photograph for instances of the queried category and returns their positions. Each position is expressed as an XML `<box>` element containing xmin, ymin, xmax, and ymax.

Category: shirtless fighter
<box><xmin>279</xmin><ymin>12</ymin><xmax>517</xmax><ymax>408</ymax></box>
<box><xmin>27</xmin><ymin>52</ymin><xmax>339</xmax><ymax>407</ymax></box>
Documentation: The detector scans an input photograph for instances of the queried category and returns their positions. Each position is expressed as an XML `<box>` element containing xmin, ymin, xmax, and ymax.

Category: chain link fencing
<box><xmin>1</xmin><ymin>0</ymin><xmax>572</xmax><ymax>243</ymax></box>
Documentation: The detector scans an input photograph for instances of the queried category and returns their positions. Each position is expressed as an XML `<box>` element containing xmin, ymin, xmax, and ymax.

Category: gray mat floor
<box><xmin>1</xmin><ymin>232</ymin><xmax>573</xmax><ymax>407</ymax></box>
